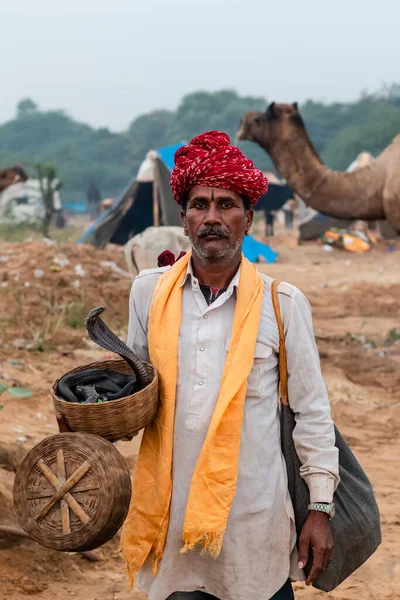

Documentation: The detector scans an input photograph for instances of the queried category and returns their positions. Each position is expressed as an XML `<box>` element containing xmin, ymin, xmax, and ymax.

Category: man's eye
<box><xmin>221</xmin><ymin>201</ymin><xmax>234</xmax><ymax>208</ymax></box>
<box><xmin>193</xmin><ymin>202</ymin><xmax>206</xmax><ymax>209</ymax></box>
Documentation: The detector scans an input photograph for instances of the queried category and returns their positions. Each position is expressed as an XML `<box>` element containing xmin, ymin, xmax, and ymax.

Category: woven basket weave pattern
<box><xmin>52</xmin><ymin>359</ymin><xmax>158</xmax><ymax>441</ymax></box>
<box><xmin>13</xmin><ymin>432</ymin><xmax>132</xmax><ymax>552</ymax></box>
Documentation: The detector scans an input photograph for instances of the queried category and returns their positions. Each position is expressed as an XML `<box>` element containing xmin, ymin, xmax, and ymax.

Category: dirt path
<box><xmin>1</xmin><ymin>238</ymin><xmax>399</xmax><ymax>599</ymax></box>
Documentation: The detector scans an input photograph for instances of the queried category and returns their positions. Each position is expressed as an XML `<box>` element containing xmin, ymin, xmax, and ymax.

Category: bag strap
<box><xmin>271</xmin><ymin>280</ymin><xmax>289</xmax><ymax>407</ymax></box>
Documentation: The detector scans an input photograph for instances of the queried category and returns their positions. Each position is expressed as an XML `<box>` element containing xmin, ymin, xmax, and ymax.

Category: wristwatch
<box><xmin>308</xmin><ymin>502</ymin><xmax>335</xmax><ymax>519</ymax></box>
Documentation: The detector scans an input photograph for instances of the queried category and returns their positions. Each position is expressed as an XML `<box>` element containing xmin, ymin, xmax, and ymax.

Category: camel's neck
<box><xmin>258</xmin><ymin>130</ymin><xmax>385</xmax><ymax>220</ymax></box>
<box><xmin>266</xmin><ymin>135</ymin><xmax>327</xmax><ymax>203</ymax></box>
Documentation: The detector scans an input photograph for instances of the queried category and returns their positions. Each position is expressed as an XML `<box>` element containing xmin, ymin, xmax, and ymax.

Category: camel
<box><xmin>0</xmin><ymin>165</ymin><xmax>28</xmax><ymax>192</ymax></box>
<box><xmin>124</xmin><ymin>226</ymin><xmax>191</xmax><ymax>279</ymax></box>
<box><xmin>236</xmin><ymin>103</ymin><xmax>400</xmax><ymax>233</ymax></box>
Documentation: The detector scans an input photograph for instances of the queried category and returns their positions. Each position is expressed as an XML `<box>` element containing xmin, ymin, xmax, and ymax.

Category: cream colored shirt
<box><xmin>127</xmin><ymin>261</ymin><xmax>339</xmax><ymax>600</ymax></box>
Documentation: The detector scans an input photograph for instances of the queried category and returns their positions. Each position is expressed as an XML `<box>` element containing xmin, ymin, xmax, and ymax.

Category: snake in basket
<box><xmin>57</xmin><ymin>306</ymin><xmax>150</xmax><ymax>404</ymax></box>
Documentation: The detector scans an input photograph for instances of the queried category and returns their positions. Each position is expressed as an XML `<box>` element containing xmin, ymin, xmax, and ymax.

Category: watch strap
<box><xmin>308</xmin><ymin>502</ymin><xmax>330</xmax><ymax>514</ymax></box>
<box><xmin>308</xmin><ymin>502</ymin><xmax>335</xmax><ymax>519</ymax></box>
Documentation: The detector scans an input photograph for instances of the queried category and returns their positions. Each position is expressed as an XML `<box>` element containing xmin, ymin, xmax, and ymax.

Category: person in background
<box><xmin>87</xmin><ymin>181</ymin><xmax>101</xmax><ymax>220</ymax></box>
<box><xmin>265</xmin><ymin>208</ymin><xmax>275</xmax><ymax>236</ymax></box>
<box><xmin>283</xmin><ymin>199</ymin><xmax>296</xmax><ymax>229</ymax></box>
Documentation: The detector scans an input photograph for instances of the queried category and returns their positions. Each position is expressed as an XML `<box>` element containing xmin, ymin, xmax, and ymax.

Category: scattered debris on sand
<box><xmin>0</xmin><ymin>242</ymin><xmax>132</xmax><ymax>352</ymax></box>
<box><xmin>0</xmin><ymin>238</ymin><xmax>399</xmax><ymax>599</ymax></box>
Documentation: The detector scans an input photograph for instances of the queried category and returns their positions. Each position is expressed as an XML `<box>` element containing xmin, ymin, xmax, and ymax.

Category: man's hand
<box><xmin>297</xmin><ymin>510</ymin><xmax>334</xmax><ymax>586</ymax></box>
<box><xmin>56</xmin><ymin>413</ymin><xmax>71</xmax><ymax>433</ymax></box>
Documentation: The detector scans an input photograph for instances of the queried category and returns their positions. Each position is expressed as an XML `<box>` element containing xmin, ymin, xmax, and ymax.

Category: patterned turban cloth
<box><xmin>170</xmin><ymin>130</ymin><xmax>269</xmax><ymax>206</ymax></box>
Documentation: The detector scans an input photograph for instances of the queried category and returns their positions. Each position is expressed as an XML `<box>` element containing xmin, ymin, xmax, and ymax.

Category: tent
<box><xmin>298</xmin><ymin>206</ymin><xmax>398</xmax><ymax>241</ymax></box>
<box><xmin>298</xmin><ymin>205</ymin><xmax>353</xmax><ymax>241</ymax></box>
<box><xmin>242</xmin><ymin>234</ymin><xmax>278</xmax><ymax>263</ymax></box>
<box><xmin>0</xmin><ymin>178</ymin><xmax>62</xmax><ymax>224</ymax></box>
<box><xmin>256</xmin><ymin>183</ymin><xmax>293</xmax><ymax>212</ymax></box>
<box><xmin>78</xmin><ymin>143</ymin><xmax>184</xmax><ymax>248</ymax></box>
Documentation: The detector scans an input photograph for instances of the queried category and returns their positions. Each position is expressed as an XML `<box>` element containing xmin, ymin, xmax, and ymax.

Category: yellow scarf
<box><xmin>119</xmin><ymin>251</ymin><xmax>263</xmax><ymax>585</ymax></box>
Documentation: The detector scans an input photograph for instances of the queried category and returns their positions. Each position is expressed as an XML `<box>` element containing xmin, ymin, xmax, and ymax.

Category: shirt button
<box><xmin>199</xmin><ymin>347</ymin><xmax>204</xmax><ymax>351</ymax></box>
<box><xmin>199</xmin><ymin>381</ymin><xmax>204</xmax><ymax>386</ymax></box>
<box><xmin>203</xmin><ymin>314</ymin><xmax>208</xmax><ymax>319</ymax></box>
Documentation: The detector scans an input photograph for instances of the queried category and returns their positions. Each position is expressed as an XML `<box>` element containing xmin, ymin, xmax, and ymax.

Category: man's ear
<box><xmin>181</xmin><ymin>210</ymin><xmax>188</xmax><ymax>232</ymax></box>
<box><xmin>246</xmin><ymin>209</ymin><xmax>254</xmax><ymax>233</ymax></box>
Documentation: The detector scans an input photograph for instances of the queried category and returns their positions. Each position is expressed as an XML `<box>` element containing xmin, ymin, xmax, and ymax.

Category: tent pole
<box><xmin>153</xmin><ymin>167</ymin><xmax>159</xmax><ymax>227</ymax></box>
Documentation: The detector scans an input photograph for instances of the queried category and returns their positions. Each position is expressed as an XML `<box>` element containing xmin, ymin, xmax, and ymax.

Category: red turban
<box><xmin>170</xmin><ymin>130</ymin><xmax>268</xmax><ymax>206</ymax></box>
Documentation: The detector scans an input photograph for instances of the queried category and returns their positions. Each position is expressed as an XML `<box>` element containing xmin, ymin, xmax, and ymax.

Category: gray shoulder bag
<box><xmin>271</xmin><ymin>280</ymin><xmax>381</xmax><ymax>591</ymax></box>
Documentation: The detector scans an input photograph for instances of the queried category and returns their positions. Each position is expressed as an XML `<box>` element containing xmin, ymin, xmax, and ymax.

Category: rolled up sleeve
<box><xmin>281</xmin><ymin>288</ymin><xmax>340</xmax><ymax>503</ymax></box>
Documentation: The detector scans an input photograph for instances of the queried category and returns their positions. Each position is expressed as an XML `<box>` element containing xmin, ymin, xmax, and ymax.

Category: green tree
<box><xmin>381</xmin><ymin>83</ymin><xmax>400</xmax><ymax>107</ymax></box>
<box><xmin>1</xmin><ymin>87</ymin><xmax>399</xmax><ymax>210</ymax></box>
<box><xmin>16</xmin><ymin>98</ymin><xmax>38</xmax><ymax>118</ymax></box>
<box><xmin>323</xmin><ymin>105</ymin><xmax>400</xmax><ymax>169</ymax></box>
<box><xmin>34</xmin><ymin>162</ymin><xmax>62</xmax><ymax>237</ymax></box>
<box><xmin>128</xmin><ymin>110</ymin><xmax>175</xmax><ymax>159</ymax></box>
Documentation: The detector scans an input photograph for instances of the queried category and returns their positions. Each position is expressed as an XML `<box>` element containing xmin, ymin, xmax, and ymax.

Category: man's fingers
<box><xmin>299</xmin><ymin>511</ymin><xmax>333</xmax><ymax>584</ymax></box>
<box><xmin>322</xmin><ymin>543</ymin><xmax>334</xmax><ymax>571</ymax></box>
<box><xmin>56</xmin><ymin>413</ymin><xmax>71</xmax><ymax>433</ymax></box>
<box><xmin>297</xmin><ymin>534</ymin><xmax>310</xmax><ymax>570</ymax></box>
<box><xmin>306</xmin><ymin>565</ymin><xmax>322</xmax><ymax>586</ymax></box>
<box><xmin>305</xmin><ymin>551</ymin><xmax>324</xmax><ymax>586</ymax></box>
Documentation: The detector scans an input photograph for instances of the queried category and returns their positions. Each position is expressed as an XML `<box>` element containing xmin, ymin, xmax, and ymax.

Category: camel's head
<box><xmin>0</xmin><ymin>165</ymin><xmax>28</xmax><ymax>192</ymax></box>
<box><xmin>236</xmin><ymin>102</ymin><xmax>303</xmax><ymax>149</ymax></box>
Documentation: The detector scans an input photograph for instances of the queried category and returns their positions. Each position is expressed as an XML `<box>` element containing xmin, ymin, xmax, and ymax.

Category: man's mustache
<box><xmin>196</xmin><ymin>226</ymin><xmax>231</xmax><ymax>239</ymax></box>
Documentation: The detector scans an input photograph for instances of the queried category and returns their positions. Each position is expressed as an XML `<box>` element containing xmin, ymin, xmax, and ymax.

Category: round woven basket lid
<box><xmin>13</xmin><ymin>432</ymin><xmax>132</xmax><ymax>552</ymax></box>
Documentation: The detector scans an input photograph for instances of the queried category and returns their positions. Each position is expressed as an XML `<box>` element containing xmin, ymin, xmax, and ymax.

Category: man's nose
<box><xmin>204</xmin><ymin>203</ymin><xmax>222</xmax><ymax>224</ymax></box>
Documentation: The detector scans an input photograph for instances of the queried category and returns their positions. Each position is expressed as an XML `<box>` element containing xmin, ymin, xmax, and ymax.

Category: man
<box><xmin>119</xmin><ymin>131</ymin><xmax>339</xmax><ymax>600</ymax></box>
<box><xmin>87</xmin><ymin>181</ymin><xmax>102</xmax><ymax>220</ymax></box>
<box><xmin>265</xmin><ymin>208</ymin><xmax>275</xmax><ymax>236</ymax></box>
<box><xmin>282</xmin><ymin>200</ymin><xmax>295</xmax><ymax>230</ymax></box>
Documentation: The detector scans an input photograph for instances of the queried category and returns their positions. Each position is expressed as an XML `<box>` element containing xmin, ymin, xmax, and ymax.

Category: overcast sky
<box><xmin>1</xmin><ymin>0</ymin><xmax>399</xmax><ymax>131</ymax></box>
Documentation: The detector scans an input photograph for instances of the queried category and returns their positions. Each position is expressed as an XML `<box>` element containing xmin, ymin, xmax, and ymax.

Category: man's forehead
<box><xmin>188</xmin><ymin>185</ymin><xmax>242</xmax><ymax>201</ymax></box>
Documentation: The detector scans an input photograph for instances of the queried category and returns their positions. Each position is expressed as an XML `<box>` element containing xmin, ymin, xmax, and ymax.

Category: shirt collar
<box><xmin>179</xmin><ymin>258</ymin><xmax>195</xmax><ymax>288</ymax></box>
<box><xmin>179</xmin><ymin>257</ymin><xmax>241</xmax><ymax>293</ymax></box>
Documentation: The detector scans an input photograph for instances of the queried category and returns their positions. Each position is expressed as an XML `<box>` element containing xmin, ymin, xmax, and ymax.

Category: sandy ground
<box><xmin>0</xmin><ymin>234</ymin><xmax>399</xmax><ymax>600</ymax></box>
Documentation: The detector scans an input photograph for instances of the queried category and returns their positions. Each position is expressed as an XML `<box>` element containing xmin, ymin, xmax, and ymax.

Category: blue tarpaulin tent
<box><xmin>242</xmin><ymin>234</ymin><xmax>278</xmax><ymax>263</ymax></box>
<box><xmin>156</xmin><ymin>143</ymin><xmax>184</xmax><ymax>171</ymax></box>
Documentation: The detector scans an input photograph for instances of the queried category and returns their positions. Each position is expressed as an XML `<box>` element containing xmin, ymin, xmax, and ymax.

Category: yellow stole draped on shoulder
<box><xmin>119</xmin><ymin>251</ymin><xmax>263</xmax><ymax>585</ymax></box>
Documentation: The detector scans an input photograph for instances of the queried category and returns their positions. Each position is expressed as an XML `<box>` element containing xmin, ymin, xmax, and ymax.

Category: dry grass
<box><xmin>0</xmin><ymin>223</ymin><xmax>86</xmax><ymax>244</ymax></box>
<box><xmin>0</xmin><ymin>291</ymin><xmax>88</xmax><ymax>352</ymax></box>
<box><xmin>26</xmin><ymin>305</ymin><xmax>67</xmax><ymax>351</ymax></box>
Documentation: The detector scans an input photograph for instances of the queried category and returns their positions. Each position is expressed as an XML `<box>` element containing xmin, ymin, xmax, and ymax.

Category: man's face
<box><xmin>181</xmin><ymin>185</ymin><xmax>253</xmax><ymax>264</ymax></box>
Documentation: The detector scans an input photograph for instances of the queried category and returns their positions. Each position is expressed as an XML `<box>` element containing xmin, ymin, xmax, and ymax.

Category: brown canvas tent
<box><xmin>78</xmin><ymin>149</ymin><xmax>181</xmax><ymax>248</ymax></box>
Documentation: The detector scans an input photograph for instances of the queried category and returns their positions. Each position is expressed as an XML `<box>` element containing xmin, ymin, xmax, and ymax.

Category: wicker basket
<box><xmin>52</xmin><ymin>359</ymin><xmax>158</xmax><ymax>441</ymax></box>
<box><xmin>13</xmin><ymin>432</ymin><xmax>132</xmax><ymax>552</ymax></box>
